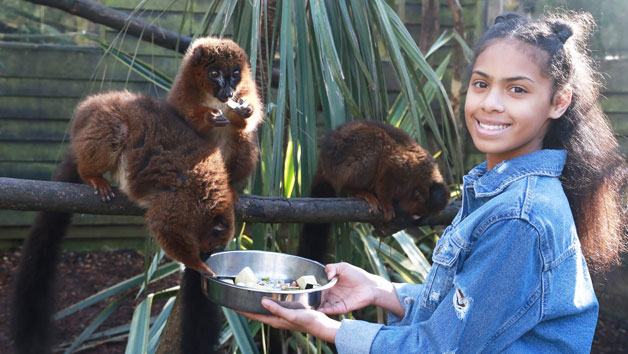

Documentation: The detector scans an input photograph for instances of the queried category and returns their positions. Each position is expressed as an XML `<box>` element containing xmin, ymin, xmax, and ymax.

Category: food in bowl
<box><xmin>221</xmin><ymin>266</ymin><xmax>321</xmax><ymax>291</ymax></box>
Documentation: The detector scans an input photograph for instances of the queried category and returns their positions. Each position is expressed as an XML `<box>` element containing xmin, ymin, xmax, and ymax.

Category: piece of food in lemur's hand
<box><xmin>167</xmin><ymin>37</ymin><xmax>264</xmax><ymax>204</ymax></box>
<box><xmin>298</xmin><ymin>121</ymin><xmax>449</xmax><ymax>262</ymax></box>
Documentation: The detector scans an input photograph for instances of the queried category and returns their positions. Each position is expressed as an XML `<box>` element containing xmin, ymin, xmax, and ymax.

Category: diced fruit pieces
<box><xmin>235</xmin><ymin>266</ymin><xmax>257</xmax><ymax>285</ymax></box>
<box><xmin>296</xmin><ymin>275</ymin><xmax>319</xmax><ymax>290</ymax></box>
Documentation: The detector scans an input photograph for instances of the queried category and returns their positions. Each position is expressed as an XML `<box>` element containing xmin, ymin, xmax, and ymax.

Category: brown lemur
<box><xmin>11</xmin><ymin>37</ymin><xmax>263</xmax><ymax>354</ymax></box>
<box><xmin>168</xmin><ymin>36</ymin><xmax>264</xmax><ymax>202</ymax></box>
<box><xmin>297</xmin><ymin>120</ymin><xmax>450</xmax><ymax>262</ymax></box>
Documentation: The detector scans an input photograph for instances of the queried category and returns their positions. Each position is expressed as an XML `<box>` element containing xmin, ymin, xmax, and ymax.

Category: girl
<box><xmin>241</xmin><ymin>11</ymin><xmax>628</xmax><ymax>353</ymax></box>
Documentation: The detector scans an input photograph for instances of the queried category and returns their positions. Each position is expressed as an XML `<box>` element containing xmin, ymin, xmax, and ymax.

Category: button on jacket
<box><xmin>335</xmin><ymin>150</ymin><xmax>598</xmax><ymax>353</ymax></box>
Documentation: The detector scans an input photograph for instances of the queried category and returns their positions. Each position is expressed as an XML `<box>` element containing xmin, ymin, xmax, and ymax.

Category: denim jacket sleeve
<box><xmin>335</xmin><ymin>219</ymin><xmax>544</xmax><ymax>354</ymax></box>
<box><xmin>388</xmin><ymin>283</ymin><xmax>424</xmax><ymax>326</ymax></box>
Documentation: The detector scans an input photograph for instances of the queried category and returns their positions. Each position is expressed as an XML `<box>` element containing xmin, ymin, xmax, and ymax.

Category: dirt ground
<box><xmin>0</xmin><ymin>248</ymin><xmax>627</xmax><ymax>353</ymax></box>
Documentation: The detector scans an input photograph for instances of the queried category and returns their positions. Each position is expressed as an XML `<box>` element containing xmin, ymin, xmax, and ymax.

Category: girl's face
<box><xmin>464</xmin><ymin>39</ymin><xmax>570</xmax><ymax>170</ymax></box>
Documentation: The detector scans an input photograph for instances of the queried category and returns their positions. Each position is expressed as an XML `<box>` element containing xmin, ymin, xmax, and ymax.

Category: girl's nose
<box><xmin>481</xmin><ymin>89</ymin><xmax>505</xmax><ymax>113</ymax></box>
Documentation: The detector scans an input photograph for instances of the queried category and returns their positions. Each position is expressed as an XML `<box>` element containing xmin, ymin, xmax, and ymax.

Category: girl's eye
<box><xmin>472</xmin><ymin>81</ymin><xmax>488</xmax><ymax>89</ymax></box>
<box><xmin>508</xmin><ymin>86</ymin><xmax>527</xmax><ymax>94</ymax></box>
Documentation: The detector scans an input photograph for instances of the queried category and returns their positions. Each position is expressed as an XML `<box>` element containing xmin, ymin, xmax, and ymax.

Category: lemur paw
<box><xmin>227</xmin><ymin>98</ymin><xmax>253</xmax><ymax>118</ymax></box>
<box><xmin>205</xmin><ymin>109</ymin><xmax>230</xmax><ymax>127</ymax></box>
<box><xmin>86</xmin><ymin>176</ymin><xmax>115</xmax><ymax>202</ymax></box>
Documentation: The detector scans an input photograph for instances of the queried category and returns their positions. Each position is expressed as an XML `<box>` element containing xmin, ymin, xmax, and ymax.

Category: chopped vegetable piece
<box><xmin>296</xmin><ymin>275</ymin><xmax>319</xmax><ymax>290</ymax></box>
<box><xmin>235</xmin><ymin>266</ymin><xmax>258</xmax><ymax>285</ymax></box>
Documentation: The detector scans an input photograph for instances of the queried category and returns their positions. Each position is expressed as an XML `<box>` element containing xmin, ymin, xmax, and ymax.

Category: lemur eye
<box><xmin>232</xmin><ymin>70</ymin><xmax>241</xmax><ymax>78</ymax></box>
<box><xmin>209</xmin><ymin>70</ymin><xmax>220</xmax><ymax>79</ymax></box>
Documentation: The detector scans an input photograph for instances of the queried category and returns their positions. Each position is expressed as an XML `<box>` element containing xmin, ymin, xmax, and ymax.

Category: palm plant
<box><xmin>52</xmin><ymin>0</ymin><xmax>470</xmax><ymax>352</ymax></box>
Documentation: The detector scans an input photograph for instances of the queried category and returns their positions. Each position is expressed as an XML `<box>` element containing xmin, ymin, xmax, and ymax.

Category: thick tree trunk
<box><xmin>447</xmin><ymin>0</ymin><xmax>468</xmax><ymax>168</ymax></box>
<box><xmin>24</xmin><ymin>0</ymin><xmax>193</xmax><ymax>53</ymax></box>
<box><xmin>419</xmin><ymin>0</ymin><xmax>440</xmax><ymax>53</ymax></box>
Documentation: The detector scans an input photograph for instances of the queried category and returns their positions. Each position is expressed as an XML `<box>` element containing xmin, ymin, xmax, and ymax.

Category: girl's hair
<box><xmin>470</xmin><ymin>11</ymin><xmax>628</xmax><ymax>272</ymax></box>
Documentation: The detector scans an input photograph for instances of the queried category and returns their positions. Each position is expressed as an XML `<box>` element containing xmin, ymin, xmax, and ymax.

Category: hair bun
<box><xmin>550</xmin><ymin>22</ymin><xmax>573</xmax><ymax>43</ymax></box>
<box><xmin>494</xmin><ymin>12</ymin><xmax>523</xmax><ymax>25</ymax></box>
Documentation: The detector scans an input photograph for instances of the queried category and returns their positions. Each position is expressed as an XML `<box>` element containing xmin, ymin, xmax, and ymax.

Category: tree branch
<box><xmin>0</xmin><ymin>177</ymin><xmax>458</xmax><ymax>233</ymax></box>
<box><xmin>24</xmin><ymin>0</ymin><xmax>192</xmax><ymax>53</ymax></box>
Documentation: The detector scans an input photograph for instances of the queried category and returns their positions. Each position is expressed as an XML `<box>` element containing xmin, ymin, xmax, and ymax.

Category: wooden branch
<box><xmin>447</xmin><ymin>0</ymin><xmax>468</xmax><ymax>161</ymax></box>
<box><xmin>0</xmin><ymin>177</ymin><xmax>458</xmax><ymax>232</ymax></box>
<box><xmin>419</xmin><ymin>0</ymin><xmax>440</xmax><ymax>53</ymax></box>
<box><xmin>24</xmin><ymin>0</ymin><xmax>192</xmax><ymax>53</ymax></box>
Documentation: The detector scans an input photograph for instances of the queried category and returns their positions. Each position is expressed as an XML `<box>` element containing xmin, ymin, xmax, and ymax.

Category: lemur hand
<box><xmin>227</xmin><ymin>97</ymin><xmax>253</xmax><ymax>118</ymax></box>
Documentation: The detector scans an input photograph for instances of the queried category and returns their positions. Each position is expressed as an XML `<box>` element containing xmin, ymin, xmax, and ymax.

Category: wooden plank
<box><xmin>106</xmin><ymin>0</ymin><xmax>210</xmax><ymax>12</ymax></box>
<box><xmin>600</xmin><ymin>92</ymin><xmax>628</xmax><ymax>114</ymax></box>
<box><xmin>0</xmin><ymin>43</ymin><xmax>179</xmax><ymax>82</ymax></box>
<box><xmin>600</xmin><ymin>59</ymin><xmax>628</xmax><ymax>93</ymax></box>
<box><xmin>0</xmin><ymin>118</ymin><xmax>70</xmax><ymax>141</ymax></box>
<box><xmin>404</xmin><ymin>3</ymin><xmax>478</xmax><ymax>26</ymax></box>
<box><xmin>0</xmin><ymin>162</ymin><xmax>60</xmax><ymax>180</ymax></box>
<box><xmin>0</xmin><ymin>210</ymin><xmax>146</xmax><ymax>226</ymax></box>
<box><xmin>0</xmin><ymin>141</ymin><xmax>69</xmax><ymax>162</ymax></box>
<box><xmin>0</xmin><ymin>237</ymin><xmax>150</xmax><ymax>251</ymax></box>
<box><xmin>607</xmin><ymin>112</ymin><xmax>628</xmax><ymax>136</ymax></box>
<box><xmin>0</xmin><ymin>77</ymin><xmax>165</xmax><ymax>98</ymax></box>
<box><xmin>102</xmin><ymin>20</ymin><xmax>230</xmax><ymax>57</ymax></box>
<box><xmin>404</xmin><ymin>0</ymin><xmax>477</xmax><ymax>7</ymax></box>
<box><xmin>0</xmin><ymin>225</ymin><xmax>149</xmax><ymax>240</ymax></box>
<box><xmin>0</xmin><ymin>96</ymin><xmax>78</xmax><ymax>119</ymax></box>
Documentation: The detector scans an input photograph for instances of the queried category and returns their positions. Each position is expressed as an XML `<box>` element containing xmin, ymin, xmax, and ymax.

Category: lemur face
<box><xmin>189</xmin><ymin>38</ymin><xmax>250</xmax><ymax>102</ymax></box>
<box><xmin>207</xmin><ymin>66</ymin><xmax>242</xmax><ymax>102</ymax></box>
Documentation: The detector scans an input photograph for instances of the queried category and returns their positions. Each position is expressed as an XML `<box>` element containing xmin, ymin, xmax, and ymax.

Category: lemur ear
<box><xmin>549</xmin><ymin>87</ymin><xmax>572</xmax><ymax>119</ymax></box>
<box><xmin>192</xmin><ymin>47</ymin><xmax>205</xmax><ymax>66</ymax></box>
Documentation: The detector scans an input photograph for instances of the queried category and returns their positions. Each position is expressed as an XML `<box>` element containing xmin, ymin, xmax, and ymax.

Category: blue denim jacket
<box><xmin>335</xmin><ymin>150</ymin><xmax>598</xmax><ymax>353</ymax></box>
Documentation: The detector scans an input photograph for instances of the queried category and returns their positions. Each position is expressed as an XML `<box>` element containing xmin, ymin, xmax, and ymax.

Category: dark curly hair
<box><xmin>470</xmin><ymin>11</ymin><xmax>628</xmax><ymax>272</ymax></box>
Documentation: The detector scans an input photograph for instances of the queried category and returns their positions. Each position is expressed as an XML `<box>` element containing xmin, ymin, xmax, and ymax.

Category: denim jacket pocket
<box><xmin>420</xmin><ymin>236</ymin><xmax>463</xmax><ymax>310</ymax></box>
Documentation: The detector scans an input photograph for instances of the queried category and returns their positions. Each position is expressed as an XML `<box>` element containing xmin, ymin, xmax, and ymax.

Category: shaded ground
<box><xmin>0</xmin><ymin>248</ymin><xmax>180</xmax><ymax>354</ymax></box>
<box><xmin>0</xmin><ymin>247</ymin><xmax>627</xmax><ymax>353</ymax></box>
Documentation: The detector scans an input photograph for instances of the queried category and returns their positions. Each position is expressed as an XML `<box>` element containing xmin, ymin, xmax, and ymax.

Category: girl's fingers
<box><xmin>235</xmin><ymin>309</ymin><xmax>293</xmax><ymax>330</ymax></box>
<box><xmin>325</xmin><ymin>262</ymin><xmax>343</xmax><ymax>280</ymax></box>
<box><xmin>261</xmin><ymin>298</ymin><xmax>298</xmax><ymax>322</ymax></box>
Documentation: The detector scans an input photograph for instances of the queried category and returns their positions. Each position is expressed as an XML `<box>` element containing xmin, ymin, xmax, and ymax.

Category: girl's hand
<box><xmin>237</xmin><ymin>298</ymin><xmax>341</xmax><ymax>343</ymax></box>
<box><xmin>317</xmin><ymin>262</ymin><xmax>378</xmax><ymax>314</ymax></box>
<box><xmin>319</xmin><ymin>262</ymin><xmax>404</xmax><ymax>317</ymax></box>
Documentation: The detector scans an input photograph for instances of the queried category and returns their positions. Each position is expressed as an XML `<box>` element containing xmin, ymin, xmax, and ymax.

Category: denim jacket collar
<box><xmin>464</xmin><ymin>150</ymin><xmax>567</xmax><ymax>198</ymax></box>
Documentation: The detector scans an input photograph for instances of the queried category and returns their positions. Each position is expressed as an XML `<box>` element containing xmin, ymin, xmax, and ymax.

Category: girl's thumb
<box><xmin>325</xmin><ymin>263</ymin><xmax>339</xmax><ymax>280</ymax></box>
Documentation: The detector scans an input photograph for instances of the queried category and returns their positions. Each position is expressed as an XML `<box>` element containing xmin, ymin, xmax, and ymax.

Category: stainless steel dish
<box><xmin>201</xmin><ymin>250</ymin><xmax>337</xmax><ymax>315</ymax></box>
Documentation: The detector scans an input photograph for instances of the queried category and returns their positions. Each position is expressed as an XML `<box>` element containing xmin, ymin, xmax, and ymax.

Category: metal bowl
<box><xmin>201</xmin><ymin>250</ymin><xmax>337</xmax><ymax>315</ymax></box>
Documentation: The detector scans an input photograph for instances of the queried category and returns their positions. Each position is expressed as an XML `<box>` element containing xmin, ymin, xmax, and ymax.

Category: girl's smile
<box><xmin>464</xmin><ymin>39</ymin><xmax>571</xmax><ymax>170</ymax></box>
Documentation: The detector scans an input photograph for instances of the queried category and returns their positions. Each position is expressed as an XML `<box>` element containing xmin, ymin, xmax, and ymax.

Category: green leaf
<box><xmin>137</xmin><ymin>249</ymin><xmax>165</xmax><ymax>298</ymax></box>
<box><xmin>223</xmin><ymin>308</ymin><xmax>259</xmax><ymax>354</ymax></box>
<box><xmin>147</xmin><ymin>296</ymin><xmax>176</xmax><ymax>354</ymax></box>
<box><xmin>125</xmin><ymin>294</ymin><xmax>154</xmax><ymax>354</ymax></box>
<box><xmin>356</xmin><ymin>229</ymin><xmax>390</xmax><ymax>281</ymax></box>
<box><xmin>88</xmin><ymin>37</ymin><xmax>173</xmax><ymax>91</ymax></box>
<box><xmin>64</xmin><ymin>295</ymin><xmax>129</xmax><ymax>354</ymax></box>
<box><xmin>392</xmin><ymin>230</ymin><xmax>432</xmax><ymax>278</ymax></box>
<box><xmin>55</xmin><ymin>262</ymin><xmax>179</xmax><ymax>320</ymax></box>
<box><xmin>310</xmin><ymin>0</ymin><xmax>362</xmax><ymax>118</ymax></box>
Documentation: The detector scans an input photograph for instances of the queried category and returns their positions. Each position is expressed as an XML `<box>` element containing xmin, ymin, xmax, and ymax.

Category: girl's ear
<box><xmin>549</xmin><ymin>87</ymin><xmax>572</xmax><ymax>119</ymax></box>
